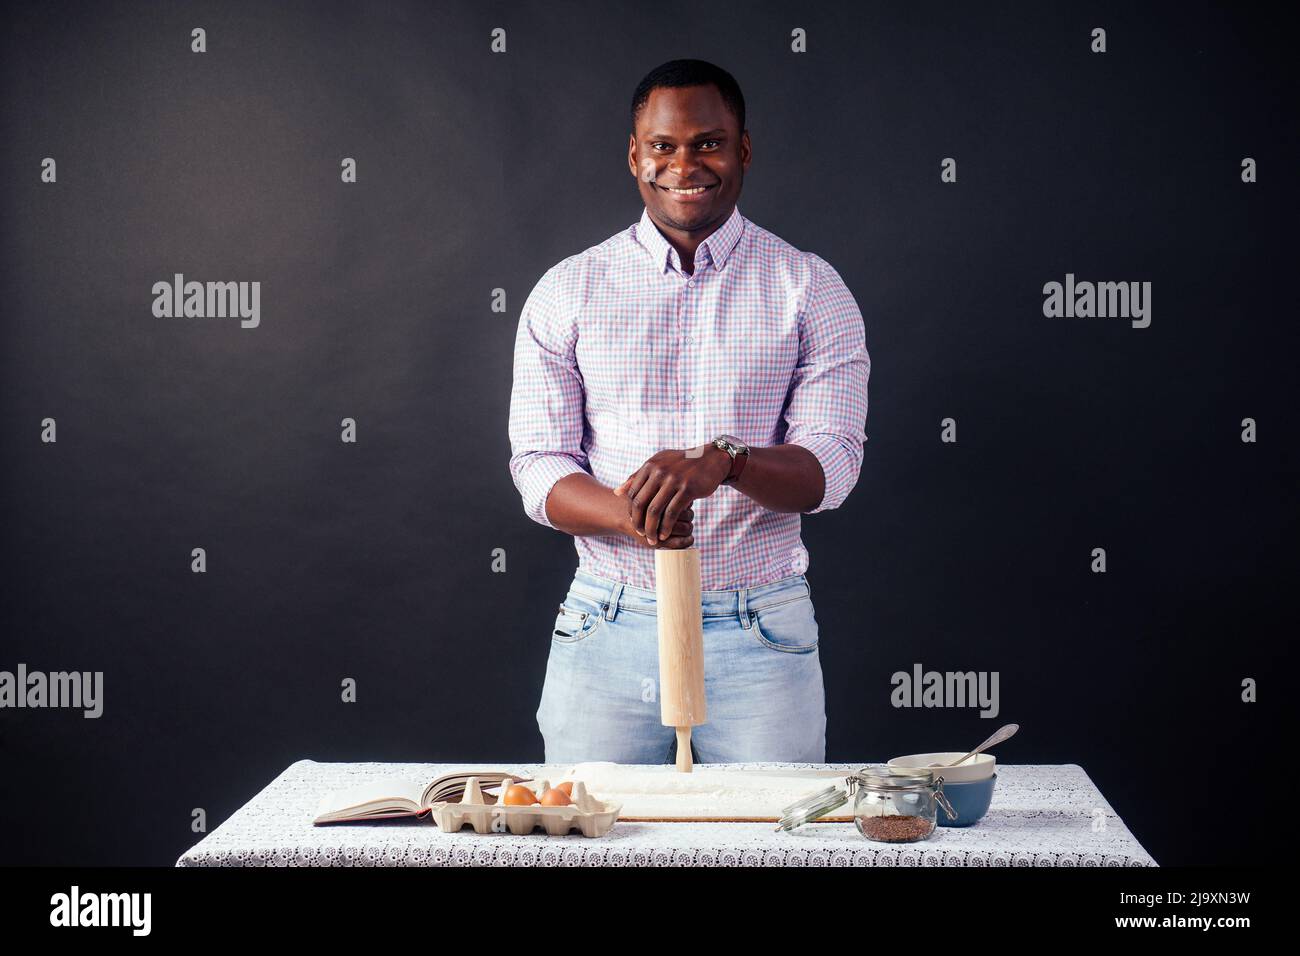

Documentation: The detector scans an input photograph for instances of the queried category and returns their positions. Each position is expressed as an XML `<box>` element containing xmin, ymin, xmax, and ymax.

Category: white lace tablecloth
<box><xmin>175</xmin><ymin>760</ymin><xmax>1156</xmax><ymax>867</ymax></box>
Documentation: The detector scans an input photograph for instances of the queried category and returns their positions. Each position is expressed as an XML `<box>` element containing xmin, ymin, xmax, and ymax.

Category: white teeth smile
<box><xmin>666</xmin><ymin>186</ymin><xmax>709</xmax><ymax>194</ymax></box>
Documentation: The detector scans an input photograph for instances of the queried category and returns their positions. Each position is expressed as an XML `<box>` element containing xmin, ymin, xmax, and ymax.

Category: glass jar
<box><xmin>848</xmin><ymin>768</ymin><xmax>957</xmax><ymax>842</ymax></box>
<box><xmin>776</xmin><ymin>766</ymin><xmax>957</xmax><ymax>843</ymax></box>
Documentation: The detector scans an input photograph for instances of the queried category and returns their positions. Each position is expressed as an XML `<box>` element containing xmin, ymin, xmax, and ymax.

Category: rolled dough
<box><xmin>559</xmin><ymin>761</ymin><xmax>851</xmax><ymax>821</ymax></box>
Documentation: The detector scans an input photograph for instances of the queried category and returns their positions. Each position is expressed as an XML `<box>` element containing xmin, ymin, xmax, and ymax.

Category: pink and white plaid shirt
<box><xmin>508</xmin><ymin>204</ymin><xmax>870</xmax><ymax>590</ymax></box>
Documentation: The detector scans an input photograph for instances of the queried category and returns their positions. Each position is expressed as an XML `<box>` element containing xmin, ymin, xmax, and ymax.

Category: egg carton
<box><xmin>428</xmin><ymin>776</ymin><xmax>621</xmax><ymax>837</ymax></box>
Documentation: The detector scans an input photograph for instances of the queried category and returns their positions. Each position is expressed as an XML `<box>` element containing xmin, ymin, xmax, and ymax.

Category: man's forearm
<box><xmin>543</xmin><ymin>472</ymin><xmax>633</xmax><ymax>537</ymax></box>
<box><xmin>543</xmin><ymin>443</ymin><xmax>824</xmax><ymax>537</ymax></box>
<box><xmin>728</xmin><ymin>443</ymin><xmax>825</xmax><ymax>513</ymax></box>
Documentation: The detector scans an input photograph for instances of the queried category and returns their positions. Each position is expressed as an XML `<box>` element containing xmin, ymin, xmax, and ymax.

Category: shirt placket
<box><xmin>678</xmin><ymin>250</ymin><xmax>705</xmax><ymax>449</ymax></box>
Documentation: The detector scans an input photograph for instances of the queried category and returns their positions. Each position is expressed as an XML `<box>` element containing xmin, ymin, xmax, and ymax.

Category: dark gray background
<box><xmin>1</xmin><ymin>0</ymin><xmax>1293</xmax><ymax>866</ymax></box>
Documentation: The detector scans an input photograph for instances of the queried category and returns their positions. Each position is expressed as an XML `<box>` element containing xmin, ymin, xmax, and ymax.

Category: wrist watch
<box><xmin>711</xmin><ymin>434</ymin><xmax>750</xmax><ymax>485</ymax></box>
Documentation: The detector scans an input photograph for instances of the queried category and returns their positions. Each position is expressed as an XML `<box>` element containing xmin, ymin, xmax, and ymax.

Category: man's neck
<box><xmin>648</xmin><ymin>205</ymin><xmax>737</xmax><ymax>277</ymax></box>
<box><xmin>667</xmin><ymin>237</ymin><xmax>696</xmax><ymax>276</ymax></box>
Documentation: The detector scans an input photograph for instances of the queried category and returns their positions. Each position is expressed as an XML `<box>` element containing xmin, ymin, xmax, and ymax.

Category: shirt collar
<box><xmin>635</xmin><ymin>204</ymin><xmax>746</xmax><ymax>275</ymax></box>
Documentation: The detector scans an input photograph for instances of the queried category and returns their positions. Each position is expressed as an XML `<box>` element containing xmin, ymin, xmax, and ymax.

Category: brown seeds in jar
<box><xmin>857</xmin><ymin>814</ymin><xmax>933</xmax><ymax>842</ymax></box>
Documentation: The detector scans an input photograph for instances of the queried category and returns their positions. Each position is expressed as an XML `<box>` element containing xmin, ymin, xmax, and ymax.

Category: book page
<box><xmin>422</xmin><ymin>771</ymin><xmax>521</xmax><ymax>807</ymax></box>
<box><xmin>315</xmin><ymin>778</ymin><xmax>426</xmax><ymax>819</ymax></box>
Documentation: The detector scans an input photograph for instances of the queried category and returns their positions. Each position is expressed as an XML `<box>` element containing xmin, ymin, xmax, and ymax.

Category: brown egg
<box><xmin>555</xmin><ymin>781</ymin><xmax>574</xmax><ymax>796</ymax></box>
<box><xmin>501</xmin><ymin>784</ymin><xmax>539</xmax><ymax>806</ymax></box>
<box><xmin>540</xmin><ymin>788</ymin><xmax>572</xmax><ymax>807</ymax></box>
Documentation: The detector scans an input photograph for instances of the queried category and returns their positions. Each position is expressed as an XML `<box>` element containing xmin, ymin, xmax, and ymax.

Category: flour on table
<box><xmin>559</xmin><ymin>762</ymin><xmax>850</xmax><ymax>820</ymax></box>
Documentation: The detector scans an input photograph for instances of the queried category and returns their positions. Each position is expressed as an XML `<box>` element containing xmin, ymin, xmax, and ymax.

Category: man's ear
<box><xmin>740</xmin><ymin>130</ymin><xmax>752</xmax><ymax>172</ymax></box>
<box><xmin>628</xmin><ymin>133</ymin><xmax>639</xmax><ymax>178</ymax></box>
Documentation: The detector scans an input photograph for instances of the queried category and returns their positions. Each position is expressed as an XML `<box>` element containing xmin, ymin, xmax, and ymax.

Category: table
<box><xmin>176</xmin><ymin>760</ymin><xmax>1157</xmax><ymax>866</ymax></box>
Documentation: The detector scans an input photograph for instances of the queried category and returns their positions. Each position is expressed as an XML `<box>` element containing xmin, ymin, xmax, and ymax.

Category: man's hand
<box><xmin>613</xmin><ymin>444</ymin><xmax>731</xmax><ymax>547</ymax></box>
<box><xmin>623</xmin><ymin>504</ymin><xmax>696</xmax><ymax>550</ymax></box>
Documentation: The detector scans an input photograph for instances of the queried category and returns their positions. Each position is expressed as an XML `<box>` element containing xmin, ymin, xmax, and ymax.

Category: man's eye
<box><xmin>652</xmin><ymin>143</ymin><xmax>671</xmax><ymax>151</ymax></box>
<box><xmin>699</xmin><ymin>141</ymin><xmax>719</xmax><ymax>149</ymax></box>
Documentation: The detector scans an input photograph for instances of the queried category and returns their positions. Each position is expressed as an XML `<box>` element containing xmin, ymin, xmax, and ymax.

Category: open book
<box><xmin>313</xmin><ymin>771</ymin><xmax>527</xmax><ymax>825</ymax></box>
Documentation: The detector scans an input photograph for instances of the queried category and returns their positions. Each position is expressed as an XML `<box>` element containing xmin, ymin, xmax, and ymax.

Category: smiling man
<box><xmin>508</xmin><ymin>59</ymin><xmax>870</xmax><ymax>764</ymax></box>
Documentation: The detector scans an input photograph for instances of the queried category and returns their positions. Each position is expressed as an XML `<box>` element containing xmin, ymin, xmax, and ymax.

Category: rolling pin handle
<box><xmin>676</xmin><ymin>726</ymin><xmax>693</xmax><ymax>773</ymax></box>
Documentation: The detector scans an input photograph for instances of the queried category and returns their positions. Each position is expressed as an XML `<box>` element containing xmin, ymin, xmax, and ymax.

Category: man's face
<box><xmin>628</xmin><ymin>84</ymin><xmax>750</xmax><ymax>235</ymax></box>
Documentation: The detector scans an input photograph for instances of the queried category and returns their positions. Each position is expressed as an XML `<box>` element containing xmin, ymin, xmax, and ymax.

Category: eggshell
<box><xmin>540</xmin><ymin>788</ymin><xmax>573</xmax><ymax>807</ymax></box>
<box><xmin>501</xmin><ymin>784</ymin><xmax>539</xmax><ymax>806</ymax></box>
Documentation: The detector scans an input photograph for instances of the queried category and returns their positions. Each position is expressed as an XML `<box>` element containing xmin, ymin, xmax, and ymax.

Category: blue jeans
<box><xmin>536</xmin><ymin>568</ymin><xmax>826</xmax><ymax>764</ymax></box>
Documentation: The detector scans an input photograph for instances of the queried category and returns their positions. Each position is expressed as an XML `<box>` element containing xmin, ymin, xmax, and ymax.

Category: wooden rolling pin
<box><xmin>655</xmin><ymin>547</ymin><xmax>707</xmax><ymax>772</ymax></box>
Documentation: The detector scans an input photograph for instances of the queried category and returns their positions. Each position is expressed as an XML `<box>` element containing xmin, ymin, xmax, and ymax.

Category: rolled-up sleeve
<box><xmin>783</xmin><ymin>255</ymin><xmax>870</xmax><ymax>514</ymax></box>
<box><xmin>507</xmin><ymin>265</ymin><xmax>590</xmax><ymax>529</ymax></box>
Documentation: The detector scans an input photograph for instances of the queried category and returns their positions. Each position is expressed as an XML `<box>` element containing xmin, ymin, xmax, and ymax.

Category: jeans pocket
<box><xmin>748</xmin><ymin>596</ymin><xmax>819</xmax><ymax>653</ymax></box>
<box><xmin>552</xmin><ymin>594</ymin><xmax>605</xmax><ymax>644</ymax></box>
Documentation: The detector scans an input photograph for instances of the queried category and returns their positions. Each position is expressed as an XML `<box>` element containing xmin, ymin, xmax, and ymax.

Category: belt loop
<box><xmin>604</xmin><ymin>580</ymin><xmax>624</xmax><ymax>621</ymax></box>
<box><xmin>737</xmin><ymin>585</ymin><xmax>750</xmax><ymax>629</ymax></box>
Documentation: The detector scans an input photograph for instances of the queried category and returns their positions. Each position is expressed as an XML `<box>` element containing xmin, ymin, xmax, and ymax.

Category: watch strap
<box><xmin>724</xmin><ymin>448</ymin><xmax>748</xmax><ymax>484</ymax></box>
<box><xmin>718</xmin><ymin>440</ymin><xmax>748</xmax><ymax>485</ymax></box>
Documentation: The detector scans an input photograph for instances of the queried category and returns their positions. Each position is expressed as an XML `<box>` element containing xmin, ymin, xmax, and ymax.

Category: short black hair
<box><xmin>630</xmin><ymin>59</ymin><xmax>746</xmax><ymax>133</ymax></box>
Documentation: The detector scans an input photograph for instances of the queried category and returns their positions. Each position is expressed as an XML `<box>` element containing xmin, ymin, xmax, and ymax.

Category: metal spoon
<box><xmin>928</xmin><ymin>723</ymin><xmax>1019</xmax><ymax>768</ymax></box>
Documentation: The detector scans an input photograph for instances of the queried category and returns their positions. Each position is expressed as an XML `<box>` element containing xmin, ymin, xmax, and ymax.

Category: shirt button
<box><xmin>685</xmin><ymin>393</ymin><xmax>694</xmax><ymax>403</ymax></box>
<box><xmin>687</xmin><ymin>280</ymin><xmax>695</xmax><ymax>288</ymax></box>
<box><xmin>685</xmin><ymin>334</ymin><xmax>695</xmax><ymax>344</ymax></box>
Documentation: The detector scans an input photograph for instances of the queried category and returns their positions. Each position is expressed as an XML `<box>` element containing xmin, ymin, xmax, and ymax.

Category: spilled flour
<box><xmin>557</xmin><ymin>761</ymin><xmax>850</xmax><ymax>820</ymax></box>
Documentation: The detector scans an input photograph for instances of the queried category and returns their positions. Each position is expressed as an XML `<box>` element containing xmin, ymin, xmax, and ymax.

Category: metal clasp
<box><xmin>934</xmin><ymin>776</ymin><xmax>958</xmax><ymax>821</ymax></box>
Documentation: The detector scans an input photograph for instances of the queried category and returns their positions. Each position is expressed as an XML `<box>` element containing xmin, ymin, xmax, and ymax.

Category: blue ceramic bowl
<box><xmin>936</xmin><ymin>774</ymin><xmax>996</xmax><ymax>827</ymax></box>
